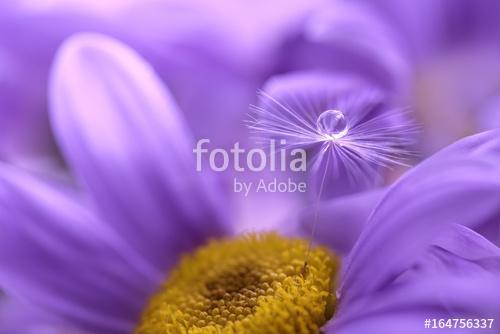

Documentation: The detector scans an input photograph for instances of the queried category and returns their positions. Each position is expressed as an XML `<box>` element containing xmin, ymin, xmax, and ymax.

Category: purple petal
<box><xmin>366</xmin><ymin>0</ymin><xmax>500</xmax><ymax>60</ymax></box>
<box><xmin>328</xmin><ymin>313</ymin><xmax>430</xmax><ymax>334</ymax></box>
<box><xmin>411</xmin><ymin>225</ymin><xmax>500</xmax><ymax>277</ymax></box>
<box><xmin>340</xmin><ymin>130</ymin><xmax>500</xmax><ymax>307</ymax></box>
<box><xmin>330</xmin><ymin>279</ymin><xmax>500</xmax><ymax>334</ymax></box>
<box><xmin>330</xmin><ymin>227</ymin><xmax>500</xmax><ymax>333</ymax></box>
<box><xmin>330</xmin><ymin>274</ymin><xmax>500</xmax><ymax>334</ymax></box>
<box><xmin>0</xmin><ymin>296</ymin><xmax>88</xmax><ymax>334</ymax></box>
<box><xmin>0</xmin><ymin>1</ymin><xmax>266</xmax><ymax>162</ymax></box>
<box><xmin>276</xmin><ymin>1</ymin><xmax>410</xmax><ymax>90</ymax></box>
<box><xmin>0</xmin><ymin>2</ymin><xmax>115</xmax><ymax>161</ymax></box>
<box><xmin>49</xmin><ymin>33</ymin><xmax>229</xmax><ymax>272</ymax></box>
<box><xmin>0</xmin><ymin>164</ymin><xmax>161</xmax><ymax>333</ymax></box>
<box><xmin>116</xmin><ymin>1</ymin><xmax>268</xmax><ymax>148</ymax></box>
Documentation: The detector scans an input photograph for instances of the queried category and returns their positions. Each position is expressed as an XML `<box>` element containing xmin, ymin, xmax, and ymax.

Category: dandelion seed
<box><xmin>247</xmin><ymin>74</ymin><xmax>419</xmax><ymax>194</ymax></box>
<box><xmin>247</xmin><ymin>74</ymin><xmax>420</xmax><ymax>270</ymax></box>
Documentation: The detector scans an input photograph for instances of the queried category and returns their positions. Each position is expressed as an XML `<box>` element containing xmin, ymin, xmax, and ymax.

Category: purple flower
<box><xmin>1</xmin><ymin>33</ymin><xmax>499</xmax><ymax>334</ymax></box>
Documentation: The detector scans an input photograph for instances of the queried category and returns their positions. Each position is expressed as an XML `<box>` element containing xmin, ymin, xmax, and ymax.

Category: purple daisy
<box><xmin>1</xmin><ymin>33</ymin><xmax>499</xmax><ymax>334</ymax></box>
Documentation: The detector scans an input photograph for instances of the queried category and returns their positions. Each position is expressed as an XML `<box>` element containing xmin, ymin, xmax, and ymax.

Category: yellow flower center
<box><xmin>135</xmin><ymin>233</ymin><xmax>339</xmax><ymax>334</ymax></box>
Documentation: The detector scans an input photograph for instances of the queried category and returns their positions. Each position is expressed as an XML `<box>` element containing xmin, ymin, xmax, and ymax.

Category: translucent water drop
<box><xmin>316</xmin><ymin>109</ymin><xmax>348</xmax><ymax>139</ymax></box>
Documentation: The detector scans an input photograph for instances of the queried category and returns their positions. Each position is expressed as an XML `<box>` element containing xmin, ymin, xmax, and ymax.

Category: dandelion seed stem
<box><xmin>303</xmin><ymin>146</ymin><xmax>331</xmax><ymax>275</ymax></box>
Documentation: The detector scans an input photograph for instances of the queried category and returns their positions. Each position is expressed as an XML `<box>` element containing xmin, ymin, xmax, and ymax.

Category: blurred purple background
<box><xmin>1</xmin><ymin>1</ymin><xmax>500</xmax><ymax>333</ymax></box>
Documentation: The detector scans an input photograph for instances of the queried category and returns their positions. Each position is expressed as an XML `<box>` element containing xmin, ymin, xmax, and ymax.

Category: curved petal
<box><xmin>297</xmin><ymin>188</ymin><xmax>385</xmax><ymax>255</ymax></box>
<box><xmin>330</xmin><ymin>227</ymin><xmax>500</xmax><ymax>333</ymax></box>
<box><xmin>276</xmin><ymin>1</ymin><xmax>410</xmax><ymax>91</ymax></box>
<box><xmin>49</xmin><ymin>33</ymin><xmax>229</xmax><ymax>271</ymax></box>
<box><xmin>330</xmin><ymin>273</ymin><xmax>500</xmax><ymax>334</ymax></box>
<box><xmin>0</xmin><ymin>164</ymin><xmax>161</xmax><ymax>333</ymax></box>
<box><xmin>366</xmin><ymin>0</ymin><xmax>500</xmax><ymax>60</ymax></box>
<box><xmin>116</xmin><ymin>0</ymin><xmax>267</xmax><ymax>148</ymax></box>
<box><xmin>330</xmin><ymin>283</ymin><xmax>500</xmax><ymax>334</ymax></box>
<box><xmin>0</xmin><ymin>1</ymin><xmax>265</xmax><ymax>162</ymax></box>
<box><xmin>411</xmin><ymin>225</ymin><xmax>500</xmax><ymax>277</ymax></box>
<box><xmin>0</xmin><ymin>2</ymin><xmax>115</xmax><ymax>161</ymax></box>
<box><xmin>340</xmin><ymin>130</ymin><xmax>500</xmax><ymax>307</ymax></box>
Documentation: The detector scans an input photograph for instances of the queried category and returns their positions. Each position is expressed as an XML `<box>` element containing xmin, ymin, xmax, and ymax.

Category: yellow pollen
<box><xmin>135</xmin><ymin>233</ymin><xmax>339</xmax><ymax>334</ymax></box>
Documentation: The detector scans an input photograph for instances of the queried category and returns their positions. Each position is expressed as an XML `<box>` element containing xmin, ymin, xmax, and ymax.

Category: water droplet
<box><xmin>316</xmin><ymin>110</ymin><xmax>348</xmax><ymax>139</ymax></box>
